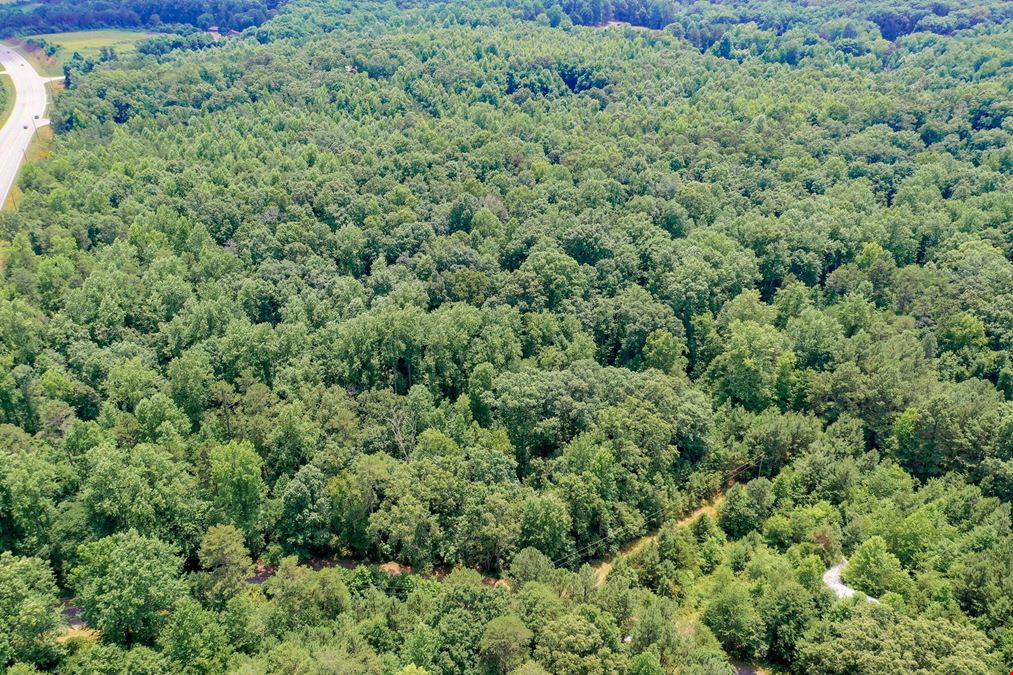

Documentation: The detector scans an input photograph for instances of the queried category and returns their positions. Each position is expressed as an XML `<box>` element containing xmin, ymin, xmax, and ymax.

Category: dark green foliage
<box><xmin>0</xmin><ymin>0</ymin><xmax>1009</xmax><ymax>672</ymax></box>
<box><xmin>0</xmin><ymin>0</ymin><xmax>282</xmax><ymax>37</ymax></box>
<box><xmin>69</xmin><ymin>531</ymin><xmax>184</xmax><ymax>645</ymax></box>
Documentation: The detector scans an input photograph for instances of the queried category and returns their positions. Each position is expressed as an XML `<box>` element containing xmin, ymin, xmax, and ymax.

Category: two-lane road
<box><xmin>0</xmin><ymin>42</ymin><xmax>57</xmax><ymax>206</ymax></box>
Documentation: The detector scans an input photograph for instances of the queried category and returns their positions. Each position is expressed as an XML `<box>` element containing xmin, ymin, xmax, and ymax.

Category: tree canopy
<box><xmin>0</xmin><ymin>0</ymin><xmax>1010</xmax><ymax>671</ymax></box>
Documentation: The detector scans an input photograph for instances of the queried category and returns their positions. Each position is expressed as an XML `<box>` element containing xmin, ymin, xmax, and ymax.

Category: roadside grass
<box><xmin>3</xmin><ymin>123</ymin><xmax>53</xmax><ymax>211</ymax></box>
<box><xmin>0</xmin><ymin>71</ymin><xmax>13</xmax><ymax>128</ymax></box>
<box><xmin>12</xmin><ymin>28</ymin><xmax>155</xmax><ymax>76</ymax></box>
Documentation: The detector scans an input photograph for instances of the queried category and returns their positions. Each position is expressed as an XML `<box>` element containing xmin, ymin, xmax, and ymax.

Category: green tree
<box><xmin>0</xmin><ymin>434</ymin><xmax>60</xmax><ymax>558</ymax></box>
<box><xmin>369</xmin><ymin>493</ymin><xmax>442</xmax><ymax>570</ymax></box>
<box><xmin>758</xmin><ymin>580</ymin><xmax>816</xmax><ymax>664</ymax></box>
<box><xmin>518</xmin><ymin>249</ymin><xmax>586</xmax><ymax>310</ymax></box>
<box><xmin>81</xmin><ymin>443</ymin><xmax>208</xmax><ymax>552</ymax></box>
<box><xmin>797</xmin><ymin>605</ymin><xmax>997</xmax><ymax>674</ymax></box>
<box><xmin>717</xmin><ymin>484</ymin><xmax>761</xmax><ymax>539</ymax></box>
<box><xmin>642</xmin><ymin>329</ymin><xmax>688</xmax><ymax>375</ymax></box>
<box><xmin>276</xmin><ymin>464</ymin><xmax>332</xmax><ymax>557</ymax></box>
<box><xmin>62</xmin><ymin>643</ymin><xmax>166</xmax><ymax>674</ymax></box>
<box><xmin>0</xmin><ymin>553</ymin><xmax>64</xmax><ymax>668</ymax></box>
<box><xmin>263</xmin><ymin>558</ymin><xmax>350</xmax><ymax>635</ymax></box>
<box><xmin>157</xmin><ymin>597</ymin><xmax>233</xmax><ymax>675</ymax></box>
<box><xmin>134</xmin><ymin>393</ymin><xmax>189</xmax><ymax>442</ymax></box>
<box><xmin>707</xmin><ymin>321</ymin><xmax>791</xmax><ymax>411</ymax></box>
<box><xmin>702</xmin><ymin>571</ymin><xmax>767</xmax><ymax>659</ymax></box>
<box><xmin>208</xmin><ymin>440</ymin><xmax>265</xmax><ymax>543</ymax></box>
<box><xmin>194</xmin><ymin>525</ymin><xmax>254</xmax><ymax>609</ymax></box>
<box><xmin>518</xmin><ymin>493</ymin><xmax>573</xmax><ymax>563</ymax></box>
<box><xmin>627</xmin><ymin>653</ymin><xmax>665</xmax><ymax>675</ymax></box>
<box><xmin>103</xmin><ymin>358</ymin><xmax>164</xmax><ymax>413</ymax></box>
<box><xmin>69</xmin><ymin>530</ymin><xmax>184</xmax><ymax>645</ymax></box>
<box><xmin>842</xmin><ymin>536</ymin><xmax>911</xmax><ymax>598</ymax></box>
<box><xmin>168</xmin><ymin>347</ymin><xmax>214</xmax><ymax>424</ymax></box>
<box><xmin>509</xmin><ymin>548</ymin><xmax>557</xmax><ymax>588</ymax></box>
<box><xmin>534</xmin><ymin>609</ymin><xmax>622</xmax><ymax>675</ymax></box>
<box><xmin>480</xmin><ymin>615</ymin><xmax>532</xmax><ymax>673</ymax></box>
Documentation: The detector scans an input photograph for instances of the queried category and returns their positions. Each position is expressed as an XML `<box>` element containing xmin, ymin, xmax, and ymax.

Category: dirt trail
<box><xmin>593</xmin><ymin>493</ymin><xmax>725</xmax><ymax>585</ymax></box>
<box><xmin>59</xmin><ymin>491</ymin><xmax>730</xmax><ymax>637</ymax></box>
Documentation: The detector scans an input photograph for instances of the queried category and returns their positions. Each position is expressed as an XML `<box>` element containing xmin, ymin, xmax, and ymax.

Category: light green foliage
<box><xmin>718</xmin><ymin>486</ymin><xmax>754</xmax><ymax>540</ymax></box>
<box><xmin>80</xmin><ymin>444</ymin><xmax>208</xmax><ymax>552</ymax></box>
<box><xmin>276</xmin><ymin>464</ymin><xmax>332</xmax><ymax>556</ymax></box>
<box><xmin>62</xmin><ymin>643</ymin><xmax>166</xmax><ymax>675</ymax></box>
<box><xmin>518</xmin><ymin>493</ymin><xmax>573</xmax><ymax>563</ymax></box>
<box><xmin>642</xmin><ymin>329</ymin><xmax>688</xmax><ymax>375</ymax></box>
<box><xmin>0</xmin><ymin>428</ymin><xmax>61</xmax><ymax>559</ymax></box>
<box><xmin>533</xmin><ymin>609</ymin><xmax>623</xmax><ymax>675</ymax></box>
<box><xmin>758</xmin><ymin>579</ymin><xmax>816</xmax><ymax>663</ymax></box>
<box><xmin>707</xmin><ymin>321</ymin><xmax>792</xmax><ymax>411</ymax></box>
<box><xmin>168</xmin><ymin>347</ymin><xmax>214</xmax><ymax>424</ymax></box>
<box><xmin>627</xmin><ymin>652</ymin><xmax>664</xmax><ymax>675</ymax></box>
<box><xmin>842</xmin><ymin>536</ymin><xmax>911</xmax><ymax>598</ymax></box>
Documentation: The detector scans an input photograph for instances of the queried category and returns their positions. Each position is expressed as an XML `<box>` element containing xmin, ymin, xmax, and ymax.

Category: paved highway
<box><xmin>0</xmin><ymin>42</ymin><xmax>57</xmax><ymax>206</ymax></box>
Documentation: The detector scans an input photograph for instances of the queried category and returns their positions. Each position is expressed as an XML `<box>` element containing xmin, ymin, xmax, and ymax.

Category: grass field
<box><xmin>13</xmin><ymin>29</ymin><xmax>154</xmax><ymax>76</ymax></box>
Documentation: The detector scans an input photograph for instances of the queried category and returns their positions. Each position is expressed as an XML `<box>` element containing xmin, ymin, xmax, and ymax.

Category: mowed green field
<box><xmin>16</xmin><ymin>29</ymin><xmax>154</xmax><ymax>75</ymax></box>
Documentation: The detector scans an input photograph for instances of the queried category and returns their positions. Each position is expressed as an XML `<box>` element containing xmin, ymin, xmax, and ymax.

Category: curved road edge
<box><xmin>0</xmin><ymin>41</ymin><xmax>60</xmax><ymax>207</ymax></box>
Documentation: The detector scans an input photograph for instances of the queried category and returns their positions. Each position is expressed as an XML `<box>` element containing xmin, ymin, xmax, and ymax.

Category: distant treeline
<box><xmin>484</xmin><ymin>0</ymin><xmax>1013</xmax><ymax>46</ymax></box>
<box><xmin>0</xmin><ymin>0</ymin><xmax>286</xmax><ymax>37</ymax></box>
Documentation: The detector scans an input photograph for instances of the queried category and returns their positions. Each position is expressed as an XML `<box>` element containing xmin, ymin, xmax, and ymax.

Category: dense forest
<box><xmin>1</xmin><ymin>0</ymin><xmax>1012</xmax><ymax>673</ymax></box>
<box><xmin>0</xmin><ymin>0</ymin><xmax>284</xmax><ymax>37</ymax></box>
<box><xmin>517</xmin><ymin>0</ymin><xmax>1012</xmax><ymax>40</ymax></box>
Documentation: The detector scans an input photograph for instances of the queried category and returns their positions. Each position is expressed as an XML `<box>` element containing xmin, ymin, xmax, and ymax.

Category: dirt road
<box><xmin>593</xmin><ymin>493</ymin><xmax>725</xmax><ymax>585</ymax></box>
